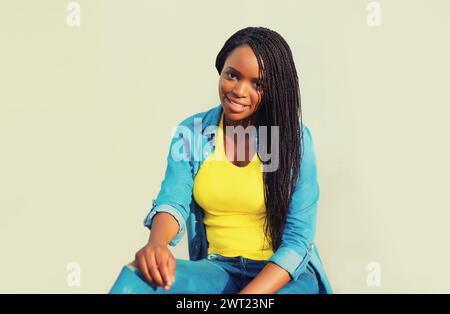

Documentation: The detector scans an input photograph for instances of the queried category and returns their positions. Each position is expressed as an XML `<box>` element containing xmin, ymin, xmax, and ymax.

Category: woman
<box><xmin>109</xmin><ymin>26</ymin><xmax>333</xmax><ymax>294</ymax></box>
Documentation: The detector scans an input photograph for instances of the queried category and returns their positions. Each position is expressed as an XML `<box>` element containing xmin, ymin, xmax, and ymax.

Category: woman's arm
<box><xmin>265</xmin><ymin>125</ymin><xmax>319</xmax><ymax>282</ymax></box>
<box><xmin>238</xmin><ymin>262</ymin><xmax>291</xmax><ymax>294</ymax></box>
<box><xmin>143</xmin><ymin>118</ymin><xmax>195</xmax><ymax>246</ymax></box>
<box><xmin>240</xmin><ymin>124</ymin><xmax>320</xmax><ymax>293</ymax></box>
<box><xmin>133</xmin><ymin>212</ymin><xmax>180</xmax><ymax>290</ymax></box>
<box><xmin>148</xmin><ymin>212</ymin><xmax>180</xmax><ymax>245</ymax></box>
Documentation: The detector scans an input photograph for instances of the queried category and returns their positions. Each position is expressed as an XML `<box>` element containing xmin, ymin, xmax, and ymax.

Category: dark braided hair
<box><xmin>215</xmin><ymin>27</ymin><xmax>302</xmax><ymax>252</ymax></box>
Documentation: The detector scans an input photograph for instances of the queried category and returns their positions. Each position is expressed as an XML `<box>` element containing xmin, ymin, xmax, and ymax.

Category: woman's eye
<box><xmin>254</xmin><ymin>82</ymin><xmax>262</xmax><ymax>89</ymax></box>
<box><xmin>227</xmin><ymin>72</ymin><xmax>237</xmax><ymax>79</ymax></box>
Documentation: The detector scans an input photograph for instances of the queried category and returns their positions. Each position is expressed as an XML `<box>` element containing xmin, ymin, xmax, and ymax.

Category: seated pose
<box><xmin>109</xmin><ymin>26</ymin><xmax>333</xmax><ymax>294</ymax></box>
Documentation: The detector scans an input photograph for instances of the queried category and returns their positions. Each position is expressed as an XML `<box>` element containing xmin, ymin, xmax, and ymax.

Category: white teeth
<box><xmin>228</xmin><ymin>98</ymin><xmax>243</xmax><ymax>108</ymax></box>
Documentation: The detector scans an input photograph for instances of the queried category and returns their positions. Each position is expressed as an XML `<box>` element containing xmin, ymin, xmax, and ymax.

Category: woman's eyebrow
<box><xmin>226</xmin><ymin>66</ymin><xmax>260</xmax><ymax>81</ymax></box>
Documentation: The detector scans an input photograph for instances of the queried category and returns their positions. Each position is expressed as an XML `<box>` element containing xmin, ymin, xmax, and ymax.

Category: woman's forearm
<box><xmin>147</xmin><ymin>213</ymin><xmax>291</xmax><ymax>294</ymax></box>
<box><xmin>148</xmin><ymin>212</ymin><xmax>179</xmax><ymax>245</ymax></box>
<box><xmin>238</xmin><ymin>262</ymin><xmax>291</xmax><ymax>294</ymax></box>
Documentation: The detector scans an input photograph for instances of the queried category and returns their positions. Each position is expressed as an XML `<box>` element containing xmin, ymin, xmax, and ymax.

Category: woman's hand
<box><xmin>133</xmin><ymin>241</ymin><xmax>176</xmax><ymax>291</ymax></box>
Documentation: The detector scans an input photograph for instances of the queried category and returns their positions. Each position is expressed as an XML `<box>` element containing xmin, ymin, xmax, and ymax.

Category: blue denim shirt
<box><xmin>143</xmin><ymin>104</ymin><xmax>333</xmax><ymax>294</ymax></box>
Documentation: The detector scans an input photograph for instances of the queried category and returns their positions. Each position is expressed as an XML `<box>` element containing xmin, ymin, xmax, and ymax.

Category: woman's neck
<box><xmin>223</xmin><ymin>114</ymin><xmax>255</xmax><ymax>129</ymax></box>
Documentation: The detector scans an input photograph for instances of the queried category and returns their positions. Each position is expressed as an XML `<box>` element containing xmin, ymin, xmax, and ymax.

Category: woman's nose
<box><xmin>232</xmin><ymin>81</ymin><xmax>249</xmax><ymax>97</ymax></box>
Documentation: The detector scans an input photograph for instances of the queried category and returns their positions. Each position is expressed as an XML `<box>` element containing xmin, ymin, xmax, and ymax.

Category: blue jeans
<box><xmin>109</xmin><ymin>253</ymin><xmax>319</xmax><ymax>294</ymax></box>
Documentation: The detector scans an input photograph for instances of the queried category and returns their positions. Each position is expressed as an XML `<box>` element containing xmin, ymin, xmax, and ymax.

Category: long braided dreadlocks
<box><xmin>215</xmin><ymin>27</ymin><xmax>303</xmax><ymax>252</ymax></box>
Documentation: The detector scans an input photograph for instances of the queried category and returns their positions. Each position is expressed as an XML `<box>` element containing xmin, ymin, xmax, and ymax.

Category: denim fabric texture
<box><xmin>110</xmin><ymin>104</ymin><xmax>333</xmax><ymax>294</ymax></box>
<box><xmin>109</xmin><ymin>253</ymin><xmax>319</xmax><ymax>294</ymax></box>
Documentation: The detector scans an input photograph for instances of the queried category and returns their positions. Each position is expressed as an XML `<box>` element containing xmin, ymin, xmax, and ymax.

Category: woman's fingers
<box><xmin>148</xmin><ymin>252</ymin><xmax>164</xmax><ymax>287</ymax></box>
<box><xmin>129</xmin><ymin>260</ymin><xmax>138</xmax><ymax>268</ymax></box>
<box><xmin>158</xmin><ymin>256</ymin><xmax>172</xmax><ymax>290</ymax></box>
<box><xmin>167</xmin><ymin>256</ymin><xmax>176</xmax><ymax>285</ymax></box>
<box><xmin>137</xmin><ymin>255</ymin><xmax>154</xmax><ymax>286</ymax></box>
<box><xmin>134</xmin><ymin>245</ymin><xmax>175</xmax><ymax>290</ymax></box>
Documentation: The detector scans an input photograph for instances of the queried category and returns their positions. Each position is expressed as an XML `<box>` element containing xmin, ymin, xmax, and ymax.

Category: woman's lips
<box><xmin>225</xmin><ymin>95</ymin><xmax>249</xmax><ymax>113</ymax></box>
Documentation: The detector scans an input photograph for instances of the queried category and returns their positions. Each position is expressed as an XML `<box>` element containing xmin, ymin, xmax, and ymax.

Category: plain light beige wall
<box><xmin>1</xmin><ymin>0</ymin><xmax>449</xmax><ymax>293</ymax></box>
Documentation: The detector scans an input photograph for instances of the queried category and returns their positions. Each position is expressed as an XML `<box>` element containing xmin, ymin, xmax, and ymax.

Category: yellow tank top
<box><xmin>193</xmin><ymin>110</ymin><xmax>274</xmax><ymax>260</ymax></box>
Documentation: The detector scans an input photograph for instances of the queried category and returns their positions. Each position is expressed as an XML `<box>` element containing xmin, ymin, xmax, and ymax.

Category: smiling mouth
<box><xmin>225</xmin><ymin>95</ymin><xmax>249</xmax><ymax>109</ymax></box>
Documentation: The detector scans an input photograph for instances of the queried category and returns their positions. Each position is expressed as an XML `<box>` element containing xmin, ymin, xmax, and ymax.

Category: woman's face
<box><xmin>218</xmin><ymin>44</ymin><xmax>264</xmax><ymax>124</ymax></box>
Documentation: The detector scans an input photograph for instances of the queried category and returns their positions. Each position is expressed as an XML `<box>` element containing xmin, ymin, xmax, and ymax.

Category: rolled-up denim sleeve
<box><xmin>143</xmin><ymin>203</ymin><xmax>187</xmax><ymax>247</ymax></box>
<box><xmin>268</xmin><ymin>125</ymin><xmax>320</xmax><ymax>281</ymax></box>
<box><xmin>143</xmin><ymin>119</ymin><xmax>194</xmax><ymax>247</ymax></box>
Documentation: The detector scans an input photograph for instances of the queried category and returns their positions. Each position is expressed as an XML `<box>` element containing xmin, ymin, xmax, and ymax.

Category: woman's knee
<box><xmin>109</xmin><ymin>264</ymin><xmax>156</xmax><ymax>294</ymax></box>
<box><xmin>109</xmin><ymin>259</ymin><xmax>237</xmax><ymax>294</ymax></box>
<box><xmin>169</xmin><ymin>259</ymin><xmax>231</xmax><ymax>293</ymax></box>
